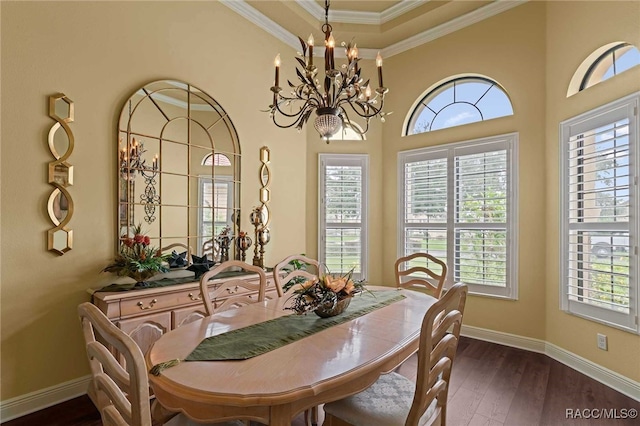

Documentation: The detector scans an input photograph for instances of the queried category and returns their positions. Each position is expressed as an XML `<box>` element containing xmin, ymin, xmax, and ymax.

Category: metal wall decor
<box><xmin>119</xmin><ymin>137</ymin><xmax>159</xmax><ymax>223</ymax></box>
<box><xmin>251</xmin><ymin>147</ymin><xmax>271</xmax><ymax>268</ymax></box>
<box><xmin>46</xmin><ymin>93</ymin><xmax>74</xmax><ymax>255</ymax></box>
<box><xmin>268</xmin><ymin>0</ymin><xmax>389</xmax><ymax>141</ymax></box>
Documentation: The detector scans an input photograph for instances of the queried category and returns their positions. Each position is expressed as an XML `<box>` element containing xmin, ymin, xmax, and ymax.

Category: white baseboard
<box><xmin>461</xmin><ymin>325</ymin><xmax>640</xmax><ymax>402</ymax></box>
<box><xmin>1</xmin><ymin>328</ymin><xmax>639</xmax><ymax>422</ymax></box>
<box><xmin>0</xmin><ymin>375</ymin><xmax>91</xmax><ymax>422</ymax></box>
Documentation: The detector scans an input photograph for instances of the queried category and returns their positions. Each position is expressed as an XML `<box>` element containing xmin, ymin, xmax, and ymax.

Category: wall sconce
<box><xmin>119</xmin><ymin>137</ymin><xmax>159</xmax><ymax>223</ymax></box>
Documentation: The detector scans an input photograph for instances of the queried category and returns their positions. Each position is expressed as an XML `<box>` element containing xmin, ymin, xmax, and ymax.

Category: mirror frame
<box><xmin>47</xmin><ymin>93</ymin><xmax>74</xmax><ymax>255</ymax></box>
<box><xmin>117</xmin><ymin>80</ymin><xmax>241</xmax><ymax>261</ymax></box>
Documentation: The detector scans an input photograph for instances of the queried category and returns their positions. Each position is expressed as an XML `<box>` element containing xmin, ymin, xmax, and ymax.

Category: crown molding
<box><xmin>296</xmin><ymin>0</ymin><xmax>431</xmax><ymax>25</ymax></box>
<box><xmin>296</xmin><ymin>0</ymin><xmax>379</xmax><ymax>25</ymax></box>
<box><xmin>382</xmin><ymin>0</ymin><xmax>528</xmax><ymax>58</ymax></box>
<box><xmin>223</xmin><ymin>0</ymin><xmax>528</xmax><ymax>59</ymax></box>
<box><xmin>220</xmin><ymin>0</ymin><xmax>300</xmax><ymax>50</ymax></box>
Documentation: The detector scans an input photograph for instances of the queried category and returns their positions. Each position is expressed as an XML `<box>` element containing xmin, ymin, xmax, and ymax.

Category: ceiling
<box><xmin>222</xmin><ymin>0</ymin><xmax>528</xmax><ymax>58</ymax></box>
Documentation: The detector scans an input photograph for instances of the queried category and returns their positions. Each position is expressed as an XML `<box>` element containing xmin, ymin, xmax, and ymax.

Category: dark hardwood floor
<box><xmin>4</xmin><ymin>337</ymin><xmax>638</xmax><ymax>426</ymax></box>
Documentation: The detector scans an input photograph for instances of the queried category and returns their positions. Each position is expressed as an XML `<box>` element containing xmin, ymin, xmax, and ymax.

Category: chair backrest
<box><xmin>272</xmin><ymin>254</ymin><xmax>320</xmax><ymax>297</ymax></box>
<box><xmin>202</xmin><ymin>238</ymin><xmax>220</xmax><ymax>262</ymax></box>
<box><xmin>78</xmin><ymin>302</ymin><xmax>152</xmax><ymax>426</ymax></box>
<box><xmin>407</xmin><ymin>283</ymin><xmax>468</xmax><ymax>426</ymax></box>
<box><xmin>395</xmin><ymin>252</ymin><xmax>447</xmax><ymax>298</ymax></box>
<box><xmin>199</xmin><ymin>260</ymin><xmax>267</xmax><ymax>315</ymax></box>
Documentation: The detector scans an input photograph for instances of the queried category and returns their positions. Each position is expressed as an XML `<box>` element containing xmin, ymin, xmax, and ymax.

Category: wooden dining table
<box><xmin>145</xmin><ymin>286</ymin><xmax>436</xmax><ymax>425</ymax></box>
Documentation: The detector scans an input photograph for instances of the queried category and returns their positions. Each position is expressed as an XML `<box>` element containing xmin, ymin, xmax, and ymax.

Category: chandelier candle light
<box><xmin>268</xmin><ymin>0</ymin><xmax>389</xmax><ymax>142</ymax></box>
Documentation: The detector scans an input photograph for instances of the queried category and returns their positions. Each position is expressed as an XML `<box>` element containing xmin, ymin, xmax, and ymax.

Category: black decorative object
<box><xmin>168</xmin><ymin>250</ymin><xmax>188</xmax><ymax>269</ymax></box>
<box><xmin>187</xmin><ymin>254</ymin><xmax>215</xmax><ymax>279</ymax></box>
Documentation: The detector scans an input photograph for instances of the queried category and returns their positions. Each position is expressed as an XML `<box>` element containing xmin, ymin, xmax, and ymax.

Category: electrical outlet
<box><xmin>597</xmin><ymin>333</ymin><xmax>608</xmax><ymax>351</ymax></box>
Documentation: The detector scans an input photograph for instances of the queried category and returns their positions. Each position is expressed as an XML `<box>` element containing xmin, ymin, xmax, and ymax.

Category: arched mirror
<box><xmin>117</xmin><ymin>80</ymin><xmax>241</xmax><ymax>262</ymax></box>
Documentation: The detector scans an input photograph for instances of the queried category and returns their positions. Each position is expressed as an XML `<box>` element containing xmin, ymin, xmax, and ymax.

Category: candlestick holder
<box><xmin>257</xmin><ymin>227</ymin><xmax>270</xmax><ymax>269</ymax></box>
<box><xmin>250</xmin><ymin>207</ymin><xmax>265</xmax><ymax>267</ymax></box>
<box><xmin>235</xmin><ymin>231</ymin><xmax>252</xmax><ymax>262</ymax></box>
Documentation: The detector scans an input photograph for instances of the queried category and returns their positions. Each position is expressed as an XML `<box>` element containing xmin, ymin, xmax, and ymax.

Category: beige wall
<box><xmin>381</xmin><ymin>2</ymin><xmax>547</xmax><ymax>340</ymax></box>
<box><xmin>545</xmin><ymin>0</ymin><xmax>640</xmax><ymax>382</ymax></box>
<box><xmin>304</xmin><ymin>60</ymin><xmax>385</xmax><ymax>284</ymax></box>
<box><xmin>0</xmin><ymin>1</ymin><xmax>305</xmax><ymax>400</ymax></box>
<box><xmin>1</xmin><ymin>0</ymin><xmax>639</xmax><ymax>408</ymax></box>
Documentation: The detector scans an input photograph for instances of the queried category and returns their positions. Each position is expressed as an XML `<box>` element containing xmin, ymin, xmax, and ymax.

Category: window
<box><xmin>319</xmin><ymin>154</ymin><xmax>368</xmax><ymax>280</ymax></box>
<box><xmin>568</xmin><ymin>43</ymin><xmax>640</xmax><ymax>97</ymax></box>
<box><xmin>202</xmin><ymin>152</ymin><xmax>231</xmax><ymax>166</ymax></box>
<box><xmin>560</xmin><ymin>93</ymin><xmax>639</xmax><ymax>333</ymax></box>
<box><xmin>199</xmin><ymin>176</ymin><xmax>233</xmax><ymax>254</ymax></box>
<box><xmin>328</xmin><ymin>122</ymin><xmax>366</xmax><ymax>141</ymax></box>
<box><xmin>398</xmin><ymin>134</ymin><xmax>518</xmax><ymax>298</ymax></box>
<box><xmin>405</xmin><ymin>76</ymin><xmax>513</xmax><ymax>136</ymax></box>
<box><xmin>581</xmin><ymin>44</ymin><xmax>640</xmax><ymax>92</ymax></box>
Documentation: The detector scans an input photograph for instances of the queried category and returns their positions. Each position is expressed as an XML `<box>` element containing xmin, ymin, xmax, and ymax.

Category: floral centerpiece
<box><xmin>103</xmin><ymin>224</ymin><xmax>169</xmax><ymax>287</ymax></box>
<box><xmin>286</xmin><ymin>267</ymin><xmax>367</xmax><ymax>317</ymax></box>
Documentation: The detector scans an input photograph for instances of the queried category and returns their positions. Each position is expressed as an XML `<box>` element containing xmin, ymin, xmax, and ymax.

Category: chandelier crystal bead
<box><xmin>267</xmin><ymin>0</ymin><xmax>388</xmax><ymax>142</ymax></box>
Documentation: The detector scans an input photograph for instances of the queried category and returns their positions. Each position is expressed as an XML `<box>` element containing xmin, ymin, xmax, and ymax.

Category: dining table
<box><xmin>145</xmin><ymin>286</ymin><xmax>436</xmax><ymax>425</ymax></box>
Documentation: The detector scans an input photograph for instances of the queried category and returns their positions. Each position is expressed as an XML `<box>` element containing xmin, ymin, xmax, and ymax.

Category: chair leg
<box><xmin>303</xmin><ymin>406</ymin><xmax>320</xmax><ymax>426</ymax></box>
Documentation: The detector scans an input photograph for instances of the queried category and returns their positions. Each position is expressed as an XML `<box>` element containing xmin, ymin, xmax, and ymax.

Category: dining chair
<box><xmin>272</xmin><ymin>254</ymin><xmax>321</xmax><ymax>426</ymax></box>
<box><xmin>78</xmin><ymin>302</ymin><xmax>245</xmax><ymax>426</ymax></box>
<box><xmin>322</xmin><ymin>283</ymin><xmax>468</xmax><ymax>426</ymax></box>
<box><xmin>273</xmin><ymin>254</ymin><xmax>320</xmax><ymax>297</ymax></box>
<box><xmin>199</xmin><ymin>260</ymin><xmax>267</xmax><ymax>315</ymax></box>
<box><xmin>395</xmin><ymin>252</ymin><xmax>447</xmax><ymax>299</ymax></box>
<box><xmin>202</xmin><ymin>238</ymin><xmax>221</xmax><ymax>263</ymax></box>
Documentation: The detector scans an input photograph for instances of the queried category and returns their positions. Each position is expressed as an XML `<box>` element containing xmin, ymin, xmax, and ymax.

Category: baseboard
<box><xmin>2</xmin><ymin>328</ymin><xmax>639</xmax><ymax>422</ymax></box>
<box><xmin>461</xmin><ymin>325</ymin><xmax>640</xmax><ymax>402</ymax></box>
<box><xmin>0</xmin><ymin>375</ymin><xmax>91</xmax><ymax>422</ymax></box>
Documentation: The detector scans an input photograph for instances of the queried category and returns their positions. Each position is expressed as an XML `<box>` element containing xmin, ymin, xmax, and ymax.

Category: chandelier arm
<box><xmin>272</xmin><ymin>99</ymin><xmax>315</xmax><ymax>118</ymax></box>
<box><xmin>338</xmin><ymin>97</ymin><xmax>384</xmax><ymax>119</ymax></box>
<box><xmin>339</xmin><ymin>107</ymin><xmax>370</xmax><ymax>135</ymax></box>
<box><xmin>271</xmin><ymin>109</ymin><xmax>310</xmax><ymax>130</ymax></box>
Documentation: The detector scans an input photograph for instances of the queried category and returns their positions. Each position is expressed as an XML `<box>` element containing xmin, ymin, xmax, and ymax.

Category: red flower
<box><xmin>133</xmin><ymin>234</ymin><xmax>144</xmax><ymax>244</ymax></box>
<box><xmin>143</xmin><ymin>236</ymin><xmax>151</xmax><ymax>246</ymax></box>
<box><xmin>123</xmin><ymin>237</ymin><xmax>134</xmax><ymax>247</ymax></box>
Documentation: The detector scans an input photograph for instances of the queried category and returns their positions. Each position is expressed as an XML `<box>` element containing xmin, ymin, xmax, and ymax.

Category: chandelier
<box><xmin>268</xmin><ymin>0</ymin><xmax>389</xmax><ymax>141</ymax></box>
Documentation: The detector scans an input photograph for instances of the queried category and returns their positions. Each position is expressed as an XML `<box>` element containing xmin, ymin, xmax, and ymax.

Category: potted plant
<box><xmin>103</xmin><ymin>224</ymin><xmax>169</xmax><ymax>287</ymax></box>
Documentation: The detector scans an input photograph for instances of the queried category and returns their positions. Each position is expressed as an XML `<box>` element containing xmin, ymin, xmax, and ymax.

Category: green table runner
<box><xmin>150</xmin><ymin>291</ymin><xmax>405</xmax><ymax>375</ymax></box>
<box><xmin>187</xmin><ymin>290</ymin><xmax>404</xmax><ymax>361</ymax></box>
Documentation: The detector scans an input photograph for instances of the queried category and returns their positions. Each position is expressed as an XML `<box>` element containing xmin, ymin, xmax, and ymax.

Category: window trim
<box><xmin>403</xmin><ymin>75</ymin><xmax>514</xmax><ymax>136</ymax></box>
<box><xmin>398</xmin><ymin>133</ymin><xmax>519</xmax><ymax>299</ymax></box>
<box><xmin>318</xmin><ymin>153</ymin><xmax>369</xmax><ymax>281</ymax></box>
<box><xmin>198</xmin><ymin>175</ymin><xmax>233</xmax><ymax>256</ymax></box>
<box><xmin>559</xmin><ymin>92</ymin><xmax>640</xmax><ymax>334</ymax></box>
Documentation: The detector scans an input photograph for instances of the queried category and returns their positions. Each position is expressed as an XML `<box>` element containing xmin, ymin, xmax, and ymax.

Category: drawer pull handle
<box><xmin>188</xmin><ymin>292</ymin><xmax>202</xmax><ymax>301</ymax></box>
<box><xmin>137</xmin><ymin>299</ymin><xmax>157</xmax><ymax>310</ymax></box>
<box><xmin>226</xmin><ymin>285</ymin><xmax>239</xmax><ymax>294</ymax></box>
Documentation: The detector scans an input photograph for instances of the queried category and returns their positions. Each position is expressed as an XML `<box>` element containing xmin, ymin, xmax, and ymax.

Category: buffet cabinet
<box><xmin>91</xmin><ymin>273</ymin><xmax>280</xmax><ymax>355</ymax></box>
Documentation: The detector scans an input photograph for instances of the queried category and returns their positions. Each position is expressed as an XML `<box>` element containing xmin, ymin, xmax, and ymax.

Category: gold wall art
<box><xmin>46</xmin><ymin>93</ymin><xmax>74</xmax><ymax>255</ymax></box>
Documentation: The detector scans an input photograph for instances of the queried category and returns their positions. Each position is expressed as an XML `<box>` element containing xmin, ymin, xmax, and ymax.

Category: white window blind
<box><xmin>399</xmin><ymin>134</ymin><xmax>518</xmax><ymax>299</ymax></box>
<box><xmin>560</xmin><ymin>93</ymin><xmax>639</xmax><ymax>333</ymax></box>
<box><xmin>319</xmin><ymin>154</ymin><xmax>368</xmax><ymax>279</ymax></box>
<box><xmin>199</xmin><ymin>177</ymin><xmax>232</xmax><ymax>253</ymax></box>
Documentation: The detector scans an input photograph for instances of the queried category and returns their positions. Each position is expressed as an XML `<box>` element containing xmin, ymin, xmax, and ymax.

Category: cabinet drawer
<box><xmin>121</xmin><ymin>292</ymin><xmax>186</xmax><ymax>317</ymax></box>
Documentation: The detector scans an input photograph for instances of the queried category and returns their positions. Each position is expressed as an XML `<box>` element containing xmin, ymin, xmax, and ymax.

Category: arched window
<box><xmin>202</xmin><ymin>152</ymin><xmax>231</xmax><ymax>166</ymax></box>
<box><xmin>329</xmin><ymin>122</ymin><xmax>366</xmax><ymax>141</ymax></box>
<box><xmin>405</xmin><ymin>76</ymin><xmax>513</xmax><ymax>136</ymax></box>
<box><xmin>568</xmin><ymin>43</ymin><xmax>640</xmax><ymax>96</ymax></box>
